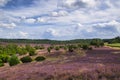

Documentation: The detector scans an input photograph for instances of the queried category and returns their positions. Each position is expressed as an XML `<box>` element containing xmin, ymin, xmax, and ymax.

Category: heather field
<box><xmin>0</xmin><ymin>46</ymin><xmax>120</xmax><ymax>80</ymax></box>
<box><xmin>0</xmin><ymin>0</ymin><xmax>120</xmax><ymax>79</ymax></box>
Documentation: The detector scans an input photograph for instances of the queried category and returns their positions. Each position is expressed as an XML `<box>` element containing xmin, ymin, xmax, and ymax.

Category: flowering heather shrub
<box><xmin>20</xmin><ymin>56</ymin><xmax>32</xmax><ymax>63</ymax></box>
<box><xmin>35</xmin><ymin>56</ymin><xmax>46</xmax><ymax>62</ymax></box>
<box><xmin>8</xmin><ymin>55</ymin><xmax>20</xmax><ymax>66</ymax></box>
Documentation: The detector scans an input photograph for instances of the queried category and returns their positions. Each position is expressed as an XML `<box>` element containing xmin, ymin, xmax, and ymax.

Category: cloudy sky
<box><xmin>0</xmin><ymin>0</ymin><xmax>120</xmax><ymax>40</ymax></box>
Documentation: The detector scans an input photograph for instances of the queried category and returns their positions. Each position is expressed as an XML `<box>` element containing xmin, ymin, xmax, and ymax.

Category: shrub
<box><xmin>29</xmin><ymin>49</ymin><xmax>36</xmax><ymax>56</ymax></box>
<box><xmin>47</xmin><ymin>47</ymin><xmax>51</xmax><ymax>53</ymax></box>
<box><xmin>17</xmin><ymin>48</ymin><xmax>27</xmax><ymax>55</ymax></box>
<box><xmin>20</xmin><ymin>56</ymin><xmax>32</xmax><ymax>63</ymax></box>
<box><xmin>0</xmin><ymin>54</ymin><xmax>10</xmax><ymax>63</ymax></box>
<box><xmin>63</xmin><ymin>46</ymin><xmax>67</xmax><ymax>51</ymax></box>
<box><xmin>88</xmin><ymin>47</ymin><xmax>92</xmax><ymax>50</ymax></box>
<box><xmin>68</xmin><ymin>45</ymin><xmax>74</xmax><ymax>52</ymax></box>
<box><xmin>49</xmin><ymin>46</ymin><xmax>54</xmax><ymax>49</ymax></box>
<box><xmin>34</xmin><ymin>45</ymin><xmax>45</xmax><ymax>50</ymax></box>
<box><xmin>0</xmin><ymin>59</ymin><xmax>4</xmax><ymax>67</ymax></box>
<box><xmin>75</xmin><ymin>50</ymin><xmax>86</xmax><ymax>57</ymax></box>
<box><xmin>55</xmin><ymin>46</ymin><xmax>60</xmax><ymax>51</ymax></box>
<box><xmin>82</xmin><ymin>44</ymin><xmax>89</xmax><ymax>50</ymax></box>
<box><xmin>35</xmin><ymin>56</ymin><xmax>46</xmax><ymax>61</ymax></box>
<box><xmin>8</xmin><ymin>55</ymin><xmax>20</xmax><ymax>66</ymax></box>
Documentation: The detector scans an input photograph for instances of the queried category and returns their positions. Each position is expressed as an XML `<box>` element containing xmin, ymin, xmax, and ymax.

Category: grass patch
<box><xmin>106</xmin><ymin>43</ymin><xmax>120</xmax><ymax>48</ymax></box>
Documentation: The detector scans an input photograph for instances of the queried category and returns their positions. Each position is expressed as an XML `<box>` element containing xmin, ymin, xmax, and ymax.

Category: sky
<box><xmin>0</xmin><ymin>0</ymin><xmax>120</xmax><ymax>40</ymax></box>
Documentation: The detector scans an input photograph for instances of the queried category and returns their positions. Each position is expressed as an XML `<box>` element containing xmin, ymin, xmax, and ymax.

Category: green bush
<box><xmin>20</xmin><ymin>56</ymin><xmax>32</xmax><ymax>63</ymax></box>
<box><xmin>47</xmin><ymin>47</ymin><xmax>51</xmax><ymax>53</ymax></box>
<box><xmin>8</xmin><ymin>55</ymin><xmax>20</xmax><ymax>66</ymax></box>
<box><xmin>68</xmin><ymin>45</ymin><xmax>74</xmax><ymax>52</ymax></box>
<box><xmin>0</xmin><ymin>54</ymin><xmax>10</xmax><ymax>63</ymax></box>
<box><xmin>0</xmin><ymin>59</ymin><xmax>4</xmax><ymax>67</ymax></box>
<box><xmin>88</xmin><ymin>47</ymin><xmax>92</xmax><ymax>50</ymax></box>
<box><xmin>82</xmin><ymin>44</ymin><xmax>89</xmax><ymax>50</ymax></box>
<box><xmin>29</xmin><ymin>49</ymin><xmax>36</xmax><ymax>56</ymax></box>
<box><xmin>55</xmin><ymin>46</ymin><xmax>60</xmax><ymax>51</ymax></box>
<box><xmin>34</xmin><ymin>45</ymin><xmax>45</xmax><ymax>50</ymax></box>
<box><xmin>35</xmin><ymin>56</ymin><xmax>46</xmax><ymax>61</ymax></box>
<box><xmin>17</xmin><ymin>48</ymin><xmax>27</xmax><ymax>55</ymax></box>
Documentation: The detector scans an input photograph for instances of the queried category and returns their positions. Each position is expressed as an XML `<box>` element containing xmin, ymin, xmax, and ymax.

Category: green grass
<box><xmin>106</xmin><ymin>43</ymin><xmax>120</xmax><ymax>48</ymax></box>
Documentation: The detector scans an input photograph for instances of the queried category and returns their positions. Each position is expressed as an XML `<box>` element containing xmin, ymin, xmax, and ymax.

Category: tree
<box><xmin>90</xmin><ymin>39</ymin><xmax>104</xmax><ymax>47</ymax></box>
<box><xmin>111</xmin><ymin>36</ymin><xmax>120</xmax><ymax>43</ymax></box>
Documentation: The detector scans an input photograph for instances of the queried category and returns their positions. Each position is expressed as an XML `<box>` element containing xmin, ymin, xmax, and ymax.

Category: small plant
<box><xmin>35</xmin><ymin>56</ymin><xmax>46</xmax><ymax>61</ymax></box>
<box><xmin>8</xmin><ymin>55</ymin><xmax>20</xmax><ymax>66</ymax></box>
<box><xmin>68</xmin><ymin>45</ymin><xmax>74</xmax><ymax>52</ymax></box>
<box><xmin>75</xmin><ymin>50</ymin><xmax>86</xmax><ymax>57</ymax></box>
<box><xmin>82</xmin><ymin>44</ymin><xmax>89</xmax><ymax>50</ymax></box>
<box><xmin>49</xmin><ymin>46</ymin><xmax>54</xmax><ymax>49</ymax></box>
<box><xmin>55</xmin><ymin>46</ymin><xmax>60</xmax><ymax>51</ymax></box>
<box><xmin>29</xmin><ymin>48</ymin><xmax>36</xmax><ymax>56</ymax></box>
<box><xmin>34</xmin><ymin>45</ymin><xmax>45</xmax><ymax>50</ymax></box>
<box><xmin>20</xmin><ymin>56</ymin><xmax>32</xmax><ymax>63</ymax></box>
<box><xmin>47</xmin><ymin>47</ymin><xmax>51</xmax><ymax>53</ymax></box>
<box><xmin>63</xmin><ymin>46</ymin><xmax>67</xmax><ymax>51</ymax></box>
<box><xmin>0</xmin><ymin>59</ymin><xmax>4</xmax><ymax>67</ymax></box>
<box><xmin>17</xmin><ymin>48</ymin><xmax>27</xmax><ymax>55</ymax></box>
<box><xmin>0</xmin><ymin>54</ymin><xmax>10</xmax><ymax>63</ymax></box>
<box><xmin>88</xmin><ymin>47</ymin><xmax>92</xmax><ymax>50</ymax></box>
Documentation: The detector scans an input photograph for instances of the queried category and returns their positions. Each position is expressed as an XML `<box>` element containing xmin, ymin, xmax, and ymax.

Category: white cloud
<box><xmin>0</xmin><ymin>0</ymin><xmax>11</xmax><ymax>7</ymax></box>
<box><xmin>4</xmin><ymin>0</ymin><xmax>57</xmax><ymax>17</ymax></box>
<box><xmin>44</xmin><ymin>27</ymin><xmax>74</xmax><ymax>38</ymax></box>
<box><xmin>51</xmin><ymin>10</ymin><xmax>68</xmax><ymax>17</ymax></box>
<box><xmin>24</xmin><ymin>18</ymin><xmax>36</xmax><ymax>24</ymax></box>
<box><xmin>0</xmin><ymin>0</ymin><xmax>120</xmax><ymax>39</ymax></box>
<box><xmin>6</xmin><ymin>31</ymin><xmax>28</xmax><ymax>39</ymax></box>
<box><xmin>0</xmin><ymin>22</ymin><xmax>16</xmax><ymax>29</ymax></box>
<box><xmin>93</xmin><ymin>20</ymin><xmax>120</xmax><ymax>33</ymax></box>
<box><xmin>37</xmin><ymin>17</ymin><xmax>47</xmax><ymax>23</ymax></box>
<box><xmin>19</xmin><ymin>31</ymin><xmax>28</xmax><ymax>38</ymax></box>
<box><xmin>46</xmin><ymin>28</ymin><xmax>59</xmax><ymax>37</ymax></box>
<box><xmin>59</xmin><ymin>0</ymin><xmax>99</xmax><ymax>10</ymax></box>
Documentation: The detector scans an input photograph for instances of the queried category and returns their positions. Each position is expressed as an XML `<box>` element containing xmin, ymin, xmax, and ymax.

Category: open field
<box><xmin>0</xmin><ymin>46</ymin><xmax>120</xmax><ymax>80</ymax></box>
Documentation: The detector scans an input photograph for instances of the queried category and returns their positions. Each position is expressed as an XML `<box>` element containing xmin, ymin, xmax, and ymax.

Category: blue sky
<box><xmin>0</xmin><ymin>0</ymin><xmax>120</xmax><ymax>40</ymax></box>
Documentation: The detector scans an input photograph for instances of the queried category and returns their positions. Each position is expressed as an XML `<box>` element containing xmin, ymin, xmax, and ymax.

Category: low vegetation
<box><xmin>0</xmin><ymin>37</ymin><xmax>120</xmax><ymax>80</ymax></box>
<box><xmin>8</xmin><ymin>55</ymin><xmax>20</xmax><ymax>66</ymax></box>
<box><xmin>0</xmin><ymin>59</ymin><xmax>4</xmax><ymax>67</ymax></box>
<box><xmin>20</xmin><ymin>56</ymin><xmax>32</xmax><ymax>63</ymax></box>
<box><xmin>106</xmin><ymin>43</ymin><xmax>120</xmax><ymax>48</ymax></box>
<box><xmin>35</xmin><ymin>56</ymin><xmax>46</xmax><ymax>62</ymax></box>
